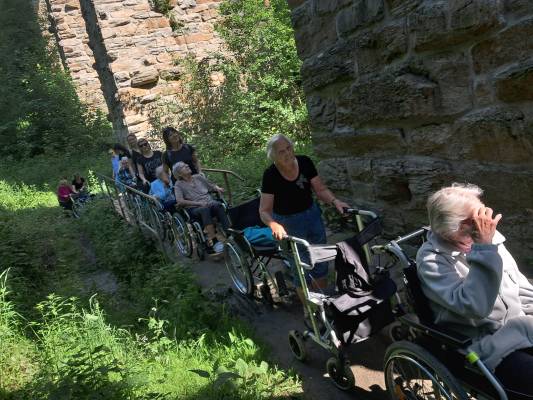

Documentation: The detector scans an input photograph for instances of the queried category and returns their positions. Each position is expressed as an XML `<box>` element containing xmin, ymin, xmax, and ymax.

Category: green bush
<box><xmin>0</xmin><ymin>0</ymin><xmax>112</xmax><ymax>160</ymax></box>
<box><xmin>150</xmin><ymin>0</ymin><xmax>309</xmax><ymax>159</ymax></box>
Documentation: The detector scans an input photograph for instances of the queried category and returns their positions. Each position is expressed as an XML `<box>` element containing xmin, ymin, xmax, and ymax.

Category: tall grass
<box><xmin>0</xmin><ymin>156</ymin><xmax>302</xmax><ymax>399</ymax></box>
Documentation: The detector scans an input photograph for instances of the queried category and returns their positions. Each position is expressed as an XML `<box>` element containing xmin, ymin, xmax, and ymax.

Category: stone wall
<box><xmin>44</xmin><ymin>0</ymin><xmax>223</xmax><ymax>139</ymax></box>
<box><xmin>288</xmin><ymin>0</ymin><xmax>533</xmax><ymax>262</ymax></box>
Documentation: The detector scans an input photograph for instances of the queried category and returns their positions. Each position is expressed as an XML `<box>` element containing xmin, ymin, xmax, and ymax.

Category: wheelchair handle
<box><xmin>282</xmin><ymin>235</ymin><xmax>311</xmax><ymax>247</ymax></box>
<box><xmin>343</xmin><ymin>207</ymin><xmax>378</xmax><ymax>219</ymax></box>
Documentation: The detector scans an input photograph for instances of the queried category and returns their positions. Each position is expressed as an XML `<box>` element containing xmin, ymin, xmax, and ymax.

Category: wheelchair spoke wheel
<box><xmin>224</xmin><ymin>239</ymin><xmax>253</xmax><ymax>295</ymax></box>
<box><xmin>288</xmin><ymin>330</ymin><xmax>307</xmax><ymax>361</ymax></box>
<box><xmin>172</xmin><ymin>214</ymin><xmax>193</xmax><ymax>257</ymax></box>
<box><xmin>384</xmin><ymin>341</ymin><xmax>468</xmax><ymax>400</ymax></box>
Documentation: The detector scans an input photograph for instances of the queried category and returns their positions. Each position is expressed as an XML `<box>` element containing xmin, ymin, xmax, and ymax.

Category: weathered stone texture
<box><xmin>45</xmin><ymin>0</ymin><xmax>223</xmax><ymax>138</ymax></box>
<box><xmin>290</xmin><ymin>0</ymin><xmax>533</xmax><ymax>263</ymax></box>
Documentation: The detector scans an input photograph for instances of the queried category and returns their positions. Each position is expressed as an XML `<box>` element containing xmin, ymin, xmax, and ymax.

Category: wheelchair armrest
<box><xmin>399</xmin><ymin>314</ymin><xmax>472</xmax><ymax>348</ymax></box>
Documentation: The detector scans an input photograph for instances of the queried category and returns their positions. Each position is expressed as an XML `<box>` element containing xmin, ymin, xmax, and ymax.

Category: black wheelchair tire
<box><xmin>384</xmin><ymin>341</ymin><xmax>468</xmax><ymax>400</ymax></box>
<box><xmin>326</xmin><ymin>357</ymin><xmax>355</xmax><ymax>391</ymax></box>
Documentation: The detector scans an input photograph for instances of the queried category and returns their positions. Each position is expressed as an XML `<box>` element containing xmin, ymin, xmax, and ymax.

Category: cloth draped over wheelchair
<box><xmin>305</xmin><ymin>234</ymin><xmax>396</xmax><ymax>345</ymax></box>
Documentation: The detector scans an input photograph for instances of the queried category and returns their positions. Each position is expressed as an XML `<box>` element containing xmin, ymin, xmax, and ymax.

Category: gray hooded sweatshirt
<box><xmin>417</xmin><ymin>231</ymin><xmax>533</xmax><ymax>370</ymax></box>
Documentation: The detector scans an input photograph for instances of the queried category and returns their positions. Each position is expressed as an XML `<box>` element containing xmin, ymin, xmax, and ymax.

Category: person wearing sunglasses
<box><xmin>417</xmin><ymin>183</ymin><xmax>533</xmax><ymax>397</ymax></box>
<box><xmin>136</xmin><ymin>139</ymin><xmax>162</xmax><ymax>192</ymax></box>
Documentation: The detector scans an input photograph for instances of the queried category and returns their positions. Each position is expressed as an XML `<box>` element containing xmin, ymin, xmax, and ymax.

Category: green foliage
<box><xmin>149</xmin><ymin>0</ymin><xmax>172</xmax><ymax>15</ymax></box>
<box><xmin>0</xmin><ymin>0</ymin><xmax>112</xmax><ymax>160</ymax></box>
<box><xmin>0</xmin><ymin>156</ymin><xmax>302</xmax><ymax>399</ymax></box>
<box><xmin>150</xmin><ymin>0</ymin><xmax>309</xmax><ymax>159</ymax></box>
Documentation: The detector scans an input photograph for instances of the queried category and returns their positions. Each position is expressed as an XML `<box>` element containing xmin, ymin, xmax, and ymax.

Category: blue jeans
<box><xmin>274</xmin><ymin>202</ymin><xmax>328</xmax><ymax>286</ymax></box>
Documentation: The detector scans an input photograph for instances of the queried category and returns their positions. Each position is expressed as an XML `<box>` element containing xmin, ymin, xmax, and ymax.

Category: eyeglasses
<box><xmin>138</xmin><ymin>142</ymin><xmax>149</xmax><ymax>147</ymax></box>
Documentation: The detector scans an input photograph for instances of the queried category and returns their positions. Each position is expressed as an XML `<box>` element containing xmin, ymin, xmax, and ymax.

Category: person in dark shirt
<box><xmin>127</xmin><ymin>133</ymin><xmax>142</xmax><ymax>175</ymax></box>
<box><xmin>259</xmin><ymin>134</ymin><xmax>349</xmax><ymax>308</ymax></box>
<box><xmin>161</xmin><ymin>126</ymin><xmax>201</xmax><ymax>175</ymax></box>
<box><xmin>136</xmin><ymin>139</ymin><xmax>162</xmax><ymax>188</ymax></box>
<box><xmin>72</xmin><ymin>174</ymin><xmax>87</xmax><ymax>193</ymax></box>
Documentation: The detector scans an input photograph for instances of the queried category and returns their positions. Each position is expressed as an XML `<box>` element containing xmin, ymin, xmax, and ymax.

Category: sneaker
<box><xmin>213</xmin><ymin>241</ymin><xmax>224</xmax><ymax>254</ymax></box>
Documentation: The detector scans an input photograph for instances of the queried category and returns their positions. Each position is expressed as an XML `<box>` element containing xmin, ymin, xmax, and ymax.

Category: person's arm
<box><xmin>137</xmin><ymin>163</ymin><xmax>148</xmax><ymax>184</ymax></box>
<box><xmin>191</xmin><ymin>150</ymin><xmax>202</xmax><ymax>174</ymax></box>
<box><xmin>127</xmin><ymin>159</ymin><xmax>136</xmax><ymax>178</ymax></box>
<box><xmin>259</xmin><ymin>193</ymin><xmax>286</xmax><ymax>240</ymax></box>
<box><xmin>310</xmin><ymin>175</ymin><xmax>349</xmax><ymax>213</ymax></box>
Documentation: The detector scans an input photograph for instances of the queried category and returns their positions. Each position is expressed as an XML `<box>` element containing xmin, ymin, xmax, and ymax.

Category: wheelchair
<box><xmin>223</xmin><ymin>195</ymin><xmax>290</xmax><ymax>305</ymax></box>
<box><xmin>284</xmin><ymin>211</ymin><xmax>524</xmax><ymax>399</ymax></box>
<box><xmin>172</xmin><ymin>195</ymin><xmax>229</xmax><ymax>261</ymax></box>
<box><xmin>282</xmin><ymin>207</ymin><xmax>392</xmax><ymax>390</ymax></box>
<box><xmin>374</xmin><ymin>228</ymin><xmax>527</xmax><ymax>400</ymax></box>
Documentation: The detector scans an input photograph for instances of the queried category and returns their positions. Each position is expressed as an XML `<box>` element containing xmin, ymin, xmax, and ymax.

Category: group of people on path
<box><xmin>108</xmin><ymin>128</ymin><xmax>532</xmax><ymax>394</ymax></box>
<box><xmin>57</xmin><ymin>173</ymin><xmax>90</xmax><ymax>210</ymax></box>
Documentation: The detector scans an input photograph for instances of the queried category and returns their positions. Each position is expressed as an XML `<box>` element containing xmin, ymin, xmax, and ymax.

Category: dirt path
<box><xmin>191</xmin><ymin>255</ymin><xmax>390</xmax><ymax>400</ymax></box>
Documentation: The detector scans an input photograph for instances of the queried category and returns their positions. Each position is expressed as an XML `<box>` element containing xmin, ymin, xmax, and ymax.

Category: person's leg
<box><xmin>304</xmin><ymin>203</ymin><xmax>329</xmax><ymax>290</ymax></box>
<box><xmin>495</xmin><ymin>348</ymin><xmax>533</xmax><ymax>397</ymax></box>
<box><xmin>210</xmin><ymin>202</ymin><xmax>229</xmax><ymax>231</ymax></box>
<box><xmin>189</xmin><ymin>207</ymin><xmax>216</xmax><ymax>241</ymax></box>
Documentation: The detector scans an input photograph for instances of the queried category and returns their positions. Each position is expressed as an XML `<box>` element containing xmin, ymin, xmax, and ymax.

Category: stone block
<box><xmin>301</xmin><ymin>40</ymin><xmax>355</xmax><ymax>92</ymax></box>
<box><xmin>386</xmin><ymin>0</ymin><xmax>423</xmax><ymax>17</ymax></box>
<box><xmin>336</xmin><ymin>71</ymin><xmax>438</xmax><ymax>125</ymax></box>
<box><xmin>504</xmin><ymin>0</ymin><xmax>533</xmax><ymax>19</ymax></box>
<box><xmin>306</xmin><ymin>95</ymin><xmax>336</xmax><ymax>133</ymax></box>
<box><xmin>314</xmin><ymin>0</ymin><xmax>352</xmax><ymax>15</ymax></box>
<box><xmin>336</xmin><ymin>0</ymin><xmax>384</xmax><ymax>38</ymax></box>
<box><xmin>131</xmin><ymin>67</ymin><xmax>159</xmax><ymax>87</ymax></box>
<box><xmin>64</xmin><ymin>1</ymin><xmax>80</xmax><ymax>12</ymax></box>
<box><xmin>409</xmin><ymin>1</ymin><xmax>448</xmax><ymax>51</ymax></box>
<box><xmin>404</xmin><ymin>124</ymin><xmax>454</xmax><ymax>157</ymax></box>
<box><xmin>292</xmin><ymin>4</ymin><xmax>337</xmax><ymax>60</ymax></box>
<box><xmin>449</xmin><ymin>0</ymin><xmax>505</xmax><ymax>35</ymax></box>
<box><xmin>451</xmin><ymin>106</ymin><xmax>533</xmax><ymax>163</ymax></box>
<box><xmin>314</xmin><ymin>127</ymin><xmax>407</xmax><ymax>158</ymax></box>
<box><xmin>495</xmin><ymin>61</ymin><xmax>533</xmax><ymax>102</ymax></box>
<box><xmin>355</xmin><ymin>19</ymin><xmax>408</xmax><ymax>75</ymax></box>
<box><xmin>472</xmin><ymin>17</ymin><xmax>533</xmax><ymax>74</ymax></box>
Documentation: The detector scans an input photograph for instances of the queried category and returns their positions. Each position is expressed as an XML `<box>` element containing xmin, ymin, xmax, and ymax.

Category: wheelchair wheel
<box><xmin>288</xmin><ymin>330</ymin><xmax>307</xmax><ymax>361</ymax></box>
<box><xmin>172</xmin><ymin>214</ymin><xmax>193</xmax><ymax>257</ymax></box>
<box><xmin>224</xmin><ymin>238</ymin><xmax>253</xmax><ymax>296</ymax></box>
<box><xmin>326</xmin><ymin>357</ymin><xmax>355</xmax><ymax>391</ymax></box>
<box><xmin>384</xmin><ymin>341</ymin><xmax>468</xmax><ymax>400</ymax></box>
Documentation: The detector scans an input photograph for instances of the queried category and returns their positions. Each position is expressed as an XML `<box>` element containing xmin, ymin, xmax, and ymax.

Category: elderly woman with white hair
<box><xmin>173</xmin><ymin>161</ymin><xmax>229</xmax><ymax>254</ymax></box>
<box><xmin>149</xmin><ymin>166</ymin><xmax>175</xmax><ymax>212</ymax></box>
<box><xmin>259</xmin><ymin>134</ymin><xmax>349</xmax><ymax>307</ymax></box>
<box><xmin>417</xmin><ymin>183</ymin><xmax>533</xmax><ymax>396</ymax></box>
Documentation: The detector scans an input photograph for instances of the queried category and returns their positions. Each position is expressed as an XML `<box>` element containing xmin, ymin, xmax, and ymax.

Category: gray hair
<box><xmin>172</xmin><ymin>161</ymin><xmax>188</xmax><ymax>179</ymax></box>
<box><xmin>427</xmin><ymin>183</ymin><xmax>484</xmax><ymax>238</ymax></box>
<box><xmin>266</xmin><ymin>134</ymin><xmax>294</xmax><ymax>161</ymax></box>
<box><xmin>155</xmin><ymin>165</ymin><xmax>166</xmax><ymax>179</ymax></box>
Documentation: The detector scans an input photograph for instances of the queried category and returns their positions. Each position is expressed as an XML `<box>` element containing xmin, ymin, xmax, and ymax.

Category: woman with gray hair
<box><xmin>173</xmin><ymin>161</ymin><xmax>228</xmax><ymax>254</ymax></box>
<box><xmin>417</xmin><ymin>183</ymin><xmax>533</xmax><ymax>396</ymax></box>
<box><xmin>259</xmin><ymin>134</ymin><xmax>349</xmax><ymax>308</ymax></box>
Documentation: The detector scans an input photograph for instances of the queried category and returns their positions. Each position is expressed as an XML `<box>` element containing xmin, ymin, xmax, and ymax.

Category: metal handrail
<box><xmin>203</xmin><ymin>168</ymin><xmax>244</xmax><ymax>205</ymax></box>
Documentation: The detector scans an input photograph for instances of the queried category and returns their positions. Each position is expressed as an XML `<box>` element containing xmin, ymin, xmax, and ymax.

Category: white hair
<box><xmin>155</xmin><ymin>165</ymin><xmax>165</xmax><ymax>179</ymax></box>
<box><xmin>266</xmin><ymin>134</ymin><xmax>294</xmax><ymax>161</ymax></box>
<box><xmin>172</xmin><ymin>161</ymin><xmax>188</xmax><ymax>179</ymax></box>
<box><xmin>427</xmin><ymin>183</ymin><xmax>484</xmax><ymax>237</ymax></box>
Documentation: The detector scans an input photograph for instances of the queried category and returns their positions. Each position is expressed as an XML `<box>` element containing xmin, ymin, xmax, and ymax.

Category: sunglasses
<box><xmin>138</xmin><ymin>142</ymin><xmax>149</xmax><ymax>147</ymax></box>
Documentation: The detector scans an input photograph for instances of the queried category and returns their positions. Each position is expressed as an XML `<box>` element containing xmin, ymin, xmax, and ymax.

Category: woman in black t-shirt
<box><xmin>259</xmin><ymin>134</ymin><xmax>349</xmax><ymax>304</ymax></box>
<box><xmin>161</xmin><ymin>127</ymin><xmax>201</xmax><ymax>175</ymax></box>
<box><xmin>136</xmin><ymin>138</ymin><xmax>162</xmax><ymax>185</ymax></box>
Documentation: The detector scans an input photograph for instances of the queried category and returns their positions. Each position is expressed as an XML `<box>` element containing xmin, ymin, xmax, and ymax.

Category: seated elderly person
<box><xmin>149</xmin><ymin>166</ymin><xmax>176</xmax><ymax>212</ymax></box>
<box><xmin>172</xmin><ymin>161</ymin><xmax>229</xmax><ymax>254</ymax></box>
<box><xmin>417</xmin><ymin>183</ymin><xmax>533</xmax><ymax>397</ymax></box>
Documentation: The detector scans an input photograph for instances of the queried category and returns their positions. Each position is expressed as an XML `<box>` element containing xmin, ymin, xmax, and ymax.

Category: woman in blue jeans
<box><xmin>259</xmin><ymin>134</ymin><xmax>349</xmax><ymax>308</ymax></box>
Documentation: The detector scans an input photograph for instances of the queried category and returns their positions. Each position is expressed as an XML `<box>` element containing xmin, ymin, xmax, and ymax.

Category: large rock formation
<box><xmin>43</xmin><ymin>0</ymin><xmax>223</xmax><ymax>139</ymax></box>
<box><xmin>288</xmin><ymin>0</ymin><xmax>533</xmax><ymax>264</ymax></box>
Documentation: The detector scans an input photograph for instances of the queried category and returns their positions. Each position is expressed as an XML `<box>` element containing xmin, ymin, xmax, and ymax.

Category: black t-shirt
<box><xmin>130</xmin><ymin>150</ymin><xmax>142</xmax><ymax>174</ymax></box>
<box><xmin>261</xmin><ymin>155</ymin><xmax>318</xmax><ymax>215</ymax></box>
<box><xmin>72</xmin><ymin>177</ymin><xmax>85</xmax><ymax>191</ymax></box>
<box><xmin>137</xmin><ymin>150</ymin><xmax>162</xmax><ymax>182</ymax></box>
<box><xmin>162</xmin><ymin>144</ymin><xmax>197</xmax><ymax>175</ymax></box>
